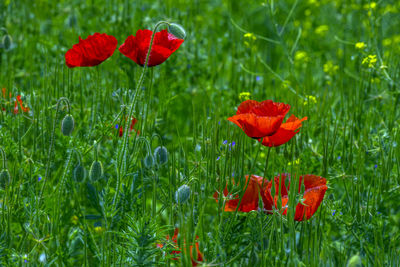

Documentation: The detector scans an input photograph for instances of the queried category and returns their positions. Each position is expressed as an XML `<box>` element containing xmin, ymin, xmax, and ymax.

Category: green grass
<box><xmin>1</xmin><ymin>0</ymin><xmax>400</xmax><ymax>266</ymax></box>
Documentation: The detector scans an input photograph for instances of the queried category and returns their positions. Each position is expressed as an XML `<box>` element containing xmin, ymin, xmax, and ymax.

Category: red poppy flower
<box><xmin>119</xmin><ymin>29</ymin><xmax>184</xmax><ymax>67</ymax></box>
<box><xmin>65</xmin><ymin>33</ymin><xmax>117</xmax><ymax>68</ymax></box>
<box><xmin>265</xmin><ymin>174</ymin><xmax>327</xmax><ymax>221</ymax></box>
<box><xmin>13</xmin><ymin>95</ymin><xmax>30</xmax><ymax>114</ymax></box>
<box><xmin>261</xmin><ymin>115</ymin><xmax>307</xmax><ymax>147</ymax></box>
<box><xmin>227</xmin><ymin>100</ymin><xmax>291</xmax><ymax>139</ymax></box>
<box><xmin>157</xmin><ymin>228</ymin><xmax>203</xmax><ymax>266</ymax></box>
<box><xmin>117</xmin><ymin>117</ymin><xmax>139</xmax><ymax>137</ymax></box>
<box><xmin>213</xmin><ymin>175</ymin><xmax>273</xmax><ymax>212</ymax></box>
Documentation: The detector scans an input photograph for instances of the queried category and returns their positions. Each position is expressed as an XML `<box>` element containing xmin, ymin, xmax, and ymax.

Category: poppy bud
<box><xmin>89</xmin><ymin>161</ymin><xmax>103</xmax><ymax>182</ymax></box>
<box><xmin>168</xmin><ymin>23</ymin><xmax>186</xmax><ymax>39</ymax></box>
<box><xmin>2</xmin><ymin>34</ymin><xmax>12</xmax><ymax>50</ymax></box>
<box><xmin>143</xmin><ymin>154</ymin><xmax>154</xmax><ymax>169</ymax></box>
<box><xmin>175</xmin><ymin>184</ymin><xmax>191</xmax><ymax>204</ymax></box>
<box><xmin>154</xmin><ymin>146</ymin><xmax>168</xmax><ymax>166</ymax></box>
<box><xmin>73</xmin><ymin>164</ymin><xmax>86</xmax><ymax>183</ymax></box>
<box><xmin>0</xmin><ymin>169</ymin><xmax>10</xmax><ymax>189</ymax></box>
<box><xmin>61</xmin><ymin>114</ymin><xmax>75</xmax><ymax>136</ymax></box>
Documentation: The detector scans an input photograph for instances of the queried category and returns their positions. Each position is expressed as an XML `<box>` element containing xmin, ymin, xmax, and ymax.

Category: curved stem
<box><xmin>116</xmin><ymin>20</ymin><xmax>170</xmax><ymax>198</ymax></box>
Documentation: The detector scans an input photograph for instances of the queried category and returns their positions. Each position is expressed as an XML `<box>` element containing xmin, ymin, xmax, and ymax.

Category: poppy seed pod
<box><xmin>61</xmin><ymin>114</ymin><xmax>75</xmax><ymax>136</ymax></box>
<box><xmin>89</xmin><ymin>161</ymin><xmax>103</xmax><ymax>182</ymax></box>
<box><xmin>0</xmin><ymin>169</ymin><xmax>10</xmax><ymax>189</ymax></box>
<box><xmin>175</xmin><ymin>184</ymin><xmax>191</xmax><ymax>204</ymax></box>
<box><xmin>2</xmin><ymin>34</ymin><xmax>12</xmax><ymax>50</ymax></box>
<box><xmin>154</xmin><ymin>146</ymin><xmax>168</xmax><ymax>166</ymax></box>
<box><xmin>73</xmin><ymin>164</ymin><xmax>86</xmax><ymax>183</ymax></box>
<box><xmin>168</xmin><ymin>23</ymin><xmax>186</xmax><ymax>39</ymax></box>
<box><xmin>143</xmin><ymin>154</ymin><xmax>155</xmax><ymax>169</ymax></box>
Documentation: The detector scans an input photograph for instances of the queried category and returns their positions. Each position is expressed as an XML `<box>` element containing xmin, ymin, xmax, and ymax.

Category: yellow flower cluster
<box><xmin>355</xmin><ymin>42</ymin><xmax>366</xmax><ymax>50</ymax></box>
<box><xmin>288</xmin><ymin>158</ymin><xmax>301</xmax><ymax>166</ymax></box>
<box><xmin>239</xmin><ymin>91</ymin><xmax>251</xmax><ymax>101</ymax></box>
<box><xmin>362</xmin><ymin>55</ymin><xmax>377</xmax><ymax>68</ymax></box>
<box><xmin>323</xmin><ymin>61</ymin><xmax>339</xmax><ymax>75</ymax></box>
<box><xmin>294</xmin><ymin>51</ymin><xmax>309</xmax><ymax>63</ymax></box>
<box><xmin>244</xmin><ymin>33</ymin><xmax>257</xmax><ymax>48</ymax></box>
<box><xmin>315</xmin><ymin>25</ymin><xmax>329</xmax><ymax>36</ymax></box>
<box><xmin>303</xmin><ymin>95</ymin><xmax>317</xmax><ymax>106</ymax></box>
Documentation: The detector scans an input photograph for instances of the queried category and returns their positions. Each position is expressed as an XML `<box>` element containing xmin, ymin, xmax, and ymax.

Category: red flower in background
<box><xmin>228</xmin><ymin>100</ymin><xmax>291</xmax><ymax>139</ymax></box>
<box><xmin>1</xmin><ymin>88</ymin><xmax>29</xmax><ymax>114</ymax></box>
<box><xmin>265</xmin><ymin>174</ymin><xmax>327</xmax><ymax>221</ymax></box>
<box><xmin>65</xmin><ymin>33</ymin><xmax>117</xmax><ymax>68</ymax></box>
<box><xmin>157</xmin><ymin>228</ymin><xmax>203</xmax><ymax>266</ymax></box>
<box><xmin>261</xmin><ymin>115</ymin><xmax>307</xmax><ymax>147</ymax></box>
<box><xmin>116</xmin><ymin>117</ymin><xmax>139</xmax><ymax>137</ymax></box>
<box><xmin>119</xmin><ymin>29</ymin><xmax>184</xmax><ymax>67</ymax></box>
<box><xmin>213</xmin><ymin>175</ymin><xmax>273</xmax><ymax>212</ymax></box>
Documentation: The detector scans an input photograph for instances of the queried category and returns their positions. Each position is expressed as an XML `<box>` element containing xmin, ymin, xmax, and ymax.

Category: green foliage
<box><xmin>0</xmin><ymin>0</ymin><xmax>400</xmax><ymax>266</ymax></box>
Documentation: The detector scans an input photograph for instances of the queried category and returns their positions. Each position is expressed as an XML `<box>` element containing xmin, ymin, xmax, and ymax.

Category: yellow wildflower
<box><xmin>355</xmin><ymin>42</ymin><xmax>366</xmax><ymax>50</ymax></box>
<box><xmin>315</xmin><ymin>25</ymin><xmax>329</xmax><ymax>36</ymax></box>
<box><xmin>244</xmin><ymin>33</ymin><xmax>256</xmax><ymax>41</ymax></box>
<box><xmin>382</xmin><ymin>38</ymin><xmax>392</xmax><ymax>47</ymax></box>
<box><xmin>288</xmin><ymin>158</ymin><xmax>301</xmax><ymax>166</ymax></box>
<box><xmin>239</xmin><ymin>91</ymin><xmax>251</xmax><ymax>101</ymax></box>
<box><xmin>94</xmin><ymin>226</ymin><xmax>105</xmax><ymax>234</ymax></box>
<box><xmin>323</xmin><ymin>61</ymin><xmax>339</xmax><ymax>75</ymax></box>
<box><xmin>362</xmin><ymin>55</ymin><xmax>377</xmax><ymax>68</ymax></box>
<box><xmin>294</xmin><ymin>51</ymin><xmax>309</xmax><ymax>63</ymax></box>
<box><xmin>303</xmin><ymin>95</ymin><xmax>317</xmax><ymax>105</ymax></box>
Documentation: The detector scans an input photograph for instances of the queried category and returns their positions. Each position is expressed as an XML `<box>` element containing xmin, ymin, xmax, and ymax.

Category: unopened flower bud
<box><xmin>73</xmin><ymin>164</ymin><xmax>86</xmax><ymax>183</ymax></box>
<box><xmin>175</xmin><ymin>184</ymin><xmax>191</xmax><ymax>204</ymax></box>
<box><xmin>168</xmin><ymin>23</ymin><xmax>186</xmax><ymax>39</ymax></box>
<box><xmin>143</xmin><ymin>154</ymin><xmax>154</xmax><ymax>169</ymax></box>
<box><xmin>61</xmin><ymin>114</ymin><xmax>75</xmax><ymax>136</ymax></box>
<box><xmin>89</xmin><ymin>161</ymin><xmax>103</xmax><ymax>182</ymax></box>
<box><xmin>154</xmin><ymin>146</ymin><xmax>168</xmax><ymax>166</ymax></box>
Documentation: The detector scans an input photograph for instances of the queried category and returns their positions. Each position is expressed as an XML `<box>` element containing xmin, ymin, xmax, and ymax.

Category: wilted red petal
<box><xmin>268</xmin><ymin>174</ymin><xmax>327</xmax><ymax>221</ymax></box>
<box><xmin>261</xmin><ymin>115</ymin><xmax>307</xmax><ymax>147</ymax></box>
<box><xmin>13</xmin><ymin>101</ymin><xmax>18</xmax><ymax>114</ymax></box>
<box><xmin>159</xmin><ymin>228</ymin><xmax>203</xmax><ymax>266</ymax></box>
<box><xmin>16</xmin><ymin>95</ymin><xmax>30</xmax><ymax>113</ymax></box>
<box><xmin>119</xmin><ymin>29</ymin><xmax>184</xmax><ymax>67</ymax></box>
<box><xmin>214</xmin><ymin>175</ymin><xmax>271</xmax><ymax>212</ymax></box>
<box><xmin>65</xmin><ymin>33</ymin><xmax>117</xmax><ymax>68</ymax></box>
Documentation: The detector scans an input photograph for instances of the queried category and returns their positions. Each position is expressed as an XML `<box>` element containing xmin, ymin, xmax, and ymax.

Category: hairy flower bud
<box><xmin>154</xmin><ymin>146</ymin><xmax>168</xmax><ymax>166</ymax></box>
<box><xmin>175</xmin><ymin>184</ymin><xmax>191</xmax><ymax>204</ymax></box>
<box><xmin>168</xmin><ymin>23</ymin><xmax>186</xmax><ymax>39</ymax></box>
<box><xmin>2</xmin><ymin>34</ymin><xmax>12</xmax><ymax>50</ymax></box>
<box><xmin>61</xmin><ymin>114</ymin><xmax>75</xmax><ymax>136</ymax></box>
<box><xmin>73</xmin><ymin>164</ymin><xmax>86</xmax><ymax>183</ymax></box>
<box><xmin>143</xmin><ymin>154</ymin><xmax>154</xmax><ymax>169</ymax></box>
<box><xmin>89</xmin><ymin>161</ymin><xmax>103</xmax><ymax>182</ymax></box>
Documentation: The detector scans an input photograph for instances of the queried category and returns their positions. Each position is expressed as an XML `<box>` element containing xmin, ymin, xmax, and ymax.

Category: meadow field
<box><xmin>1</xmin><ymin>0</ymin><xmax>400</xmax><ymax>266</ymax></box>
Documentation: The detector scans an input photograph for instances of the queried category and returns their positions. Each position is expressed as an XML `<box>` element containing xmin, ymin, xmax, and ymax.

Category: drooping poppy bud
<box><xmin>89</xmin><ymin>161</ymin><xmax>103</xmax><ymax>182</ymax></box>
<box><xmin>143</xmin><ymin>154</ymin><xmax>155</xmax><ymax>169</ymax></box>
<box><xmin>175</xmin><ymin>184</ymin><xmax>191</xmax><ymax>204</ymax></box>
<box><xmin>61</xmin><ymin>114</ymin><xmax>75</xmax><ymax>136</ymax></box>
<box><xmin>73</xmin><ymin>164</ymin><xmax>86</xmax><ymax>183</ymax></box>
<box><xmin>154</xmin><ymin>146</ymin><xmax>168</xmax><ymax>166</ymax></box>
<box><xmin>168</xmin><ymin>23</ymin><xmax>186</xmax><ymax>39</ymax></box>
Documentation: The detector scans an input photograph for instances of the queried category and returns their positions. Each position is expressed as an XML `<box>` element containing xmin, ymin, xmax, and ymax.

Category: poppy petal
<box><xmin>119</xmin><ymin>29</ymin><xmax>184</xmax><ymax>67</ymax></box>
<box><xmin>228</xmin><ymin>113</ymin><xmax>285</xmax><ymax>138</ymax></box>
<box><xmin>261</xmin><ymin>115</ymin><xmax>307</xmax><ymax>147</ymax></box>
<box><xmin>65</xmin><ymin>33</ymin><xmax>117</xmax><ymax>68</ymax></box>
